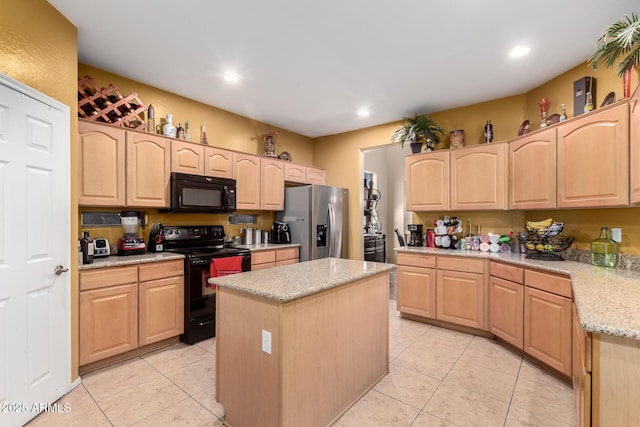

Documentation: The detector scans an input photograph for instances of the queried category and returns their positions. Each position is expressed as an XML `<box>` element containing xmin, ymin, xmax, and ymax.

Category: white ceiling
<box><xmin>49</xmin><ymin>0</ymin><xmax>636</xmax><ymax>138</ymax></box>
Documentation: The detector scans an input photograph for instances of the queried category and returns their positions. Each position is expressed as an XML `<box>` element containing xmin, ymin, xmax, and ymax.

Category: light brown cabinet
<box><xmin>557</xmin><ymin>103</ymin><xmax>629</xmax><ymax>208</ymax></box>
<box><xmin>489</xmin><ymin>262</ymin><xmax>524</xmax><ymax>349</ymax></box>
<box><xmin>572</xmin><ymin>304</ymin><xmax>591</xmax><ymax>427</ymax></box>
<box><xmin>523</xmin><ymin>269</ymin><xmax>572</xmax><ymax>376</ymax></box>
<box><xmin>396</xmin><ymin>253</ymin><xmax>437</xmax><ymax>318</ymax></box>
<box><xmin>234</xmin><ymin>153</ymin><xmax>261</xmax><ymax>210</ymax></box>
<box><xmin>405</xmin><ymin>152</ymin><xmax>450</xmax><ymax>211</ymax></box>
<box><xmin>205</xmin><ymin>147</ymin><xmax>234</xmax><ymax>179</ymax></box>
<box><xmin>284</xmin><ymin>163</ymin><xmax>306</xmax><ymax>183</ymax></box>
<box><xmin>450</xmin><ymin>142</ymin><xmax>508</xmax><ymax>210</ymax></box>
<box><xmin>509</xmin><ymin>128</ymin><xmax>557</xmax><ymax>209</ymax></box>
<box><xmin>306</xmin><ymin>167</ymin><xmax>326</xmax><ymax>184</ymax></box>
<box><xmin>171</xmin><ymin>140</ymin><xmax>204</xmax><ymax>175</ymax></box>
<box><xmin>79</xmin><ymin>260</ymin><xmax>184</xmax><ymax>366</ymax></box>
<box><xmin>260</xmin><ymin>158</ymin><xmax>285</xmax><ymax>210</ymax></box>
<box><xmin>138</xmin><ymin>261</ymin><xmax>184</xmax><ymax>346</ymax></box>
<box><xmin>251</xmin><ymin>247</ymin><xmax>299</xmax><ymax>270</ymax></box>
<box><xmin>629</xmin><ymin>90</ymin><xmax>640</xmax><ymax>203</ymax></box>
<box><xmin>79</xmin><ymin>266</ymin><xmax>139</xmax><ymax>365</ymax></box>
<box><xmin>78</xmin><ymin>121</ymin><xmax>126</xmax><ymax>206</ymax></box>
<box><xmin>126</xmin><ymin>131</ymin><xmax>171</xmax><ymax>208</ymax></box>
<box><xmin>435</xmin><ymin>257</ymin><xmax>485</xmax><ymax>329</ymax></box>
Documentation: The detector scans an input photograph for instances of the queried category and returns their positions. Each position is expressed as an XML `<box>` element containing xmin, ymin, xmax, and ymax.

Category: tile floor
<box><xmin>27</xmin><ymin>299</ymin><xmax>576</xmax><ymax>427</ymax></box>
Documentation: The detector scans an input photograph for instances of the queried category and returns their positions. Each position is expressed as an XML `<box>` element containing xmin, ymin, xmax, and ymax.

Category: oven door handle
<box><xmin>197</xmin><ymin>319</ymin><xmax>215</xmax><ymax>327</ymax></box>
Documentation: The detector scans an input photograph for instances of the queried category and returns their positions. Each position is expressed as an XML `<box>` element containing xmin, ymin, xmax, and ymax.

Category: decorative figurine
<box><xmin>484</xmin><ymin>120</ymin><xmax>493</xmax><ymax>143</ymax></box>
<box><xmin>146</xmin><ymin>104</ymin><xmax>155</xmax><ymax>133</ymax></box>
<box><xmin>263</xmin><ymin>132</ymin><xmax>279</xmax><ymax>157</ymax></box>
<box><xmin>538</xmin><ymin>98</ymin><xmax>550</xmax><ymax>128</ymax></box>
<box><xmin>185</xmin><ymin>120</ymin><xmax>192</xmax><ymax>141</ymax></box>
<box><xmin>201</xmin><ymin>122</ymin><xmax>208</xmax><ymax>145</ymax></box>
<box><xmin>176</xmin><ymin>122</ymin><xmax>185</xmax><ymax>139</ymax></box>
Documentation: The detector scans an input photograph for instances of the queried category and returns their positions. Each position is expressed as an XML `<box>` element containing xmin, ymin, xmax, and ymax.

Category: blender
<box><xmin>117</xmin><ymin>210</ymin><xmax>146</xmax><ymax>255</ymax></box>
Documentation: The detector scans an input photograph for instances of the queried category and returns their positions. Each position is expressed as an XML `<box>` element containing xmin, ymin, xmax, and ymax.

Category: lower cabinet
<box><xmin>397</xmin><ymin>263</ymin><xmax>436</xmax><ymax>318</ymax></box>
<box><xmin>489</xmin><ymin>262</ymin><xmax>524</xmax><ymax>349</ymax></box>
<box><xmin>524</xmin><ymin>283</ymin><xmax>572</xmax><ymax>376</ymax></box>
<box><xmin>79</xmin><ymin>260</ymin><xmax>184</xmax><ymax>366</ymax></box>
<box><xmin>436</xmin><ymin>258</ymin><xmax>485</xmax><ymax>329</ymax></box>
<box><xmin>251</xmin><ymin>247</ymin><xmax>299</xmax><ymax>270</ymax></box>
<box><xmin>572</xmin><ymin>303</ymin><xmax>591</xmax><ymax>427</ymax></box>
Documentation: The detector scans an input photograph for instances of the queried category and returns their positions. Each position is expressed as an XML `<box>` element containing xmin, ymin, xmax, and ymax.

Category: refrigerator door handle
<box><xmin>328</xmin><ymin>202</ymin><xmax>342</xmax><ymax>258</ymax></box>
<box><xmin>328</xmin><ymin>203</ymin><xmax>334</xmax><ymax>256</ymax></box>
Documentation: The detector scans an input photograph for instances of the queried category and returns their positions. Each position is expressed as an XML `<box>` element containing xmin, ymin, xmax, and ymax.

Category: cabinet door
<box><xmin>139</xmin><ymin>276</ymin><xmax>185</xmax><ymax>346</ymax></box>
<box><xmin>405</xmin><ymin>152</ymin><xmax>450</xmax><ymax>211</ymax></box>
<box><xmin>205</xmin><ymin>146</ymin><xmax>234</xmax><ymax>179</ymax></box>
<box><xmin>572</xmin><ymin>304</ymin><xmax>591</xmax><ymax>427</ymax></box>
<box><xmin>234</xmin><ymin>153</ymin><xmax>261</xmax><ymax>210</ymax></box>
<box><xmin>509</xmin><ymin>128</ymin><xmax>557</xmax><ymax>209</ymax></box>
<box><xmin>524</xmin><ymin>286</ymin><xmax>572</xmax><ymax>375</ymax></box>
<box><xmin>557</xmin><ymin>104</ymin><xmax>629</xmax><ymax>208</ymax></box>
<box><xmin>126</xmin><ymin>132</ymin><xmax>171</xmax><ymax>207</ymax></box>
<box><xmin>261</xmin><ymin>158</ymin><xmax>285</xmax><ymax>210</ymax></box>
<box><xmin>397</xmin><ymin>265</ymin><xmax>436</xmax><ymax>318</ymax></box>
<box><xmin>79</xmin><ymin>283</ymin><xmax>138</xmax><ymax>365</ymax></box>
<box><xmin>171</xmin><ymin>140</ymin><xmax>204</xmax><ymax>175</ymax></box>
<box><xmin>450</xmin><ymin>143</ymin><xmax>508</xmax><ymax>210</ymax></box>
<box><xmin>489</xmin><ymin>276</ymin><xmax>524</xmax><ymax>349</ymax></box>
<box><xmin>78</xmin><ymin>121</ymin><xmax>126</xmax><ymax>206</ymax></box>
<box><xmin>436</xmin><ymin>269</ymin><xmax>484</xmax><ymax>329</ymax></box>
<box><xmin>284</xmin><ymin>163</ymin><xmax>306</xmax><ymax>183</ymax></box>
<box><xmin>306</xmin><ymin>167</ymin><xmax>326</xmax><ymax>184</ymax></box>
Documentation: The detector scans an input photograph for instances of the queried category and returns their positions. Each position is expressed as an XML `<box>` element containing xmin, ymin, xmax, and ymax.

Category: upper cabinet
<box><xmin>557</xmin><ymin>103</ymin><xmax>629</xmax><ymax>208</ymax></box>
<box><xmin>284</xmin><ymin>163</ymin><xmax>306</xmax><ymax>184</ymax></box>
<box><xmin>629</xmin><ymin>91</ymin><xmax>640</xmax><ymax>203</ymax></box>
<box><xmin>450</xmin><ymin>143</ymin><xmax>508</xmax><ymax>210</ymax></box>
<box><xmin>260</xmin><ymin>158</ymin><xmax>285</xmax><ymax>210</ymax></box>
<box><xmin>171</xmin><ymin>140</ymin><xmax>204</xmax><ymax>175</ymax></box>
<box><xmin>405</xmin><ymin>151</ymin><xmax>450</xmax><ymax>211</ymax></box>
<box><xmin>233</xmin><ymin>153</ymin><xmax>261</xmax><ymax>210</ymax></box>
<box><xmin>509</xmin><ymin>128</ymin><xmax>557</xmax><ymax>209</ymax></box>
<box><xmin>205</xmin><ymin>147</ymin><xmax>234</xmax><ymax>179</ymax></box>
<box><xmin>306</xmin><ymin>167</ymin><xmax>326</xmax><ymax>184</ymax></box>
<box><xmin>126</xmin><ymin>132</ymin><xmax>171</xmax><ymax>208</ymax></box>
<box><xmin>78</xmin><ymin>121</ymin><xmax>126</xmax><ymax>206</ymax></box>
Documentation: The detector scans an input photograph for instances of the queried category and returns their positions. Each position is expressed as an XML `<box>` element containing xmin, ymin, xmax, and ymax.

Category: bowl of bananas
<box><xmin>524</xmin><ymin>218</ymin><xmax>574</xmax><ymax>261</ymax></box>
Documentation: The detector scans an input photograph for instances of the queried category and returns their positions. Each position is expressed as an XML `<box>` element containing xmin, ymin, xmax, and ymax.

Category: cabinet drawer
<box><xmin>139</xmin><ymin>260</ymin><xmax>184</xmax><ymax>282</ymax></box>
<box><xmin>397</xmin><ymin>252</ymin><xmax>436</xmax><ymax>268</ymax></box>
<box><xmin>252</xmin><ymin>250</ymin><xmax>276</xmax><ymax>265</ymax></box>
<box><xmin>80</xmin><ymin>266</ymin><xmax>138</xmax><ymax>291</ymax></box>
<box><xmin>525</xmin><ymin>269</ymin><xmax>572</xmax><ymax>298</ymax></box>
<box><xmin>276</xmin><ymin>247</ymin><xmax>299</xmax><ymax>262</ymax></box>
<box><xmin>252</xmin><ymin>262</ymin><xmax>275</xmax><ymax>271</ymax></box>
<box><xmin>437</xmin><ymin>256</ymin><xmax>484</xmax><ymax>274</ymax></box>
<box><xmin>490</xmin><ymin>262</ymin><xmax>523</xmax><ymax>283</ymax></box>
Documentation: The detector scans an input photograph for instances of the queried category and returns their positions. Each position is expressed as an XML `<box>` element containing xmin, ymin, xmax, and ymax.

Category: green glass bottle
<box><xmin>591</xmin><ymin>226</ymin><xmax>619</xmax><ymax>268</ymax></box>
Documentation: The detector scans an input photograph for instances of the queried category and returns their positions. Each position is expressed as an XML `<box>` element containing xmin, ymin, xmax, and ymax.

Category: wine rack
<box><xmin>78</xmin><ymin>75</ymin><xmax>147</xmax><ymax>129</ymax></box>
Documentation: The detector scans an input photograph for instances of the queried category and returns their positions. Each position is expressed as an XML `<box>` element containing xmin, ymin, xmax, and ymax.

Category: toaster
<box><xmin>93</xmin><ymin>238</ymin><xmax>111</xmax><ymax>258</ymax></box>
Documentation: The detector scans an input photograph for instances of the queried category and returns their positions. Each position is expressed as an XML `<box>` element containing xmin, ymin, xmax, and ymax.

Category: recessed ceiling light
<box><xmin>509</xmin><ymin>46</ymin><xmax>531</xmax><ymax>58</ymax></box>
<box><xmin>358</xmin><ymin>109</ymin><xmax>370</xmax><ymax>117</ymax></box>
<box><xmin>224</xmin><ymin>73</ymin><xmax>240</xmax><ymax>83</ymax></box>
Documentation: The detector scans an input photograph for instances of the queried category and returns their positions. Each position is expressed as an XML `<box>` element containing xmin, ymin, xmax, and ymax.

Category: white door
<box><xmin>0</xmin><ymin>74</ymin><xmax>70</xmax><ymax>426</ymax></box>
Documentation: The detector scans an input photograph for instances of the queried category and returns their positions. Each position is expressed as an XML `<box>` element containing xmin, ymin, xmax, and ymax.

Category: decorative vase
<box><xmin>409</xmin><ymin>142</ymin><xmax>422</xmax><ymax>154</ymax></box>
<box><xmin>162</xmin><ymin>114</ymin><xmax>176</xmax><ymax>137</ymax></box>
<box><xmin>623</xmin><ymin>68</ymin><xmax>632</xmax><ymax>99</ymax></box>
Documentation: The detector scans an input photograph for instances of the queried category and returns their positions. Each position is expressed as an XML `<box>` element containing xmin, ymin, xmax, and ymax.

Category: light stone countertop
<box><xmin>210</xmin><ymin>257</ymin><xmax>395</xmax><ymax>302</ymax></box>
<box><xmin>396</xmin><ymin>246</ymin><xmax>640</xmax><ymax>340</ymax></box>
<box><xmin>235</xmin><ymin>242</ymin><xmax>301</xmax><ymax>252</ymax></box>
<box><xmin>78</xmin><ymin>252</ymin><xmax>185</xmax><ymax>270</ymax></box>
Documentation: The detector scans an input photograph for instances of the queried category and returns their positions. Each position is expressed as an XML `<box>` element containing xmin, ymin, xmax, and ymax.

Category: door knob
<box><xmin>54</xmin><ymin>265</ymin><xmax>69</xmax><ymax>275</ymax></box>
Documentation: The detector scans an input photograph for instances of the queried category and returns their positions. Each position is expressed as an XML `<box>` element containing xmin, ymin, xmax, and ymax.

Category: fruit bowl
<box><xmin>525</xmin><ymin>235</ymin><xmax>575</xmax><ymax>261</ymax></box>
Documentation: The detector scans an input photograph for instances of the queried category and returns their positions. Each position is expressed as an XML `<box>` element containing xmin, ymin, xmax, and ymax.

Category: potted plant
<box><xmin>588</xmin><ymin>12</ymin><xmax>640</xmax><ymax>98</ymax></box>
<box><xmin>391</xmin><ymin>114</ymin><xmax>445</xmax><ymax>153</ymax></box>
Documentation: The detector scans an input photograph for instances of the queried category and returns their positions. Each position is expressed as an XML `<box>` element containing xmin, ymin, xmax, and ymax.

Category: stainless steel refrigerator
<box><xmin>276</xmin><ymin>185</ymin><xmax>349</xmax><ymax>262</ymax></box>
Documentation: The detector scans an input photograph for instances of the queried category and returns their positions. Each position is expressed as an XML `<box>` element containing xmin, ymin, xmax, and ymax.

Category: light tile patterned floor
<box><xmin>27</xmin><ymin>300</ymin><xmax>576</xmax><ymax>427</ymax></box>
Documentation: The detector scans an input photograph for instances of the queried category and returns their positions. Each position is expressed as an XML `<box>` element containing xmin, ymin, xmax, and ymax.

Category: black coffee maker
<box><xmin>407</xmin><ymin>224</ymin><xmax>423</xmax><ymax>246</ymax></box>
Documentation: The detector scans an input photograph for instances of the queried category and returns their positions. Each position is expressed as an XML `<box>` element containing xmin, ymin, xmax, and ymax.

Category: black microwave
<box><xmin>166</xmin><ymin>172</ymin><xmax>236</xmax><ymax>213</ymax></box>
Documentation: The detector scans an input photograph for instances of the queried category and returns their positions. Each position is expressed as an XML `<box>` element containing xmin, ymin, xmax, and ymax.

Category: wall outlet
<box><xmin>261</xmin><ymin>329</ymin><xmax>272</xmax><ymax>354</ymax></box>
<box><xmin>611</xmin><ymin>228</ymin><xmax>622</xmax><ymax>243</ymax></box>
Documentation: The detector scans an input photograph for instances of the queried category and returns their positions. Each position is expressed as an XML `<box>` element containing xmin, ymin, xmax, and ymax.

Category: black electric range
<box><xmin>162</xmin><ymin>225</ymin><xmax>250</xmax><ymax>344</ymax></box>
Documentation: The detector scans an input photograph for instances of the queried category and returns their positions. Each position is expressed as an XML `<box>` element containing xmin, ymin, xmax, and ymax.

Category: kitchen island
<box><xmin>210</xmin><ymin>257</ymin><xmax>394</xmax><ymax>427</ymax></box>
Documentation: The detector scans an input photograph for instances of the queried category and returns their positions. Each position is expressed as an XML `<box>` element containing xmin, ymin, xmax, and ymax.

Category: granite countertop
<box><xmin>396</xmin><ymin>246</ymin><xmax>640</xmax><ymax>340</ymax></box>
<box><xmin>211</xmin><ymin>257</ymin><xmax>395</xmax><ymax>302</ymax></box>
<box><xmin>78</xmin><ymin>252</ymin><xmax>185</xmax><ymax>270</ymax></box>
<box><xmin>235</xmin><ymin>242</ymin><xmax>301</xmax><ymax>252</ymax></box>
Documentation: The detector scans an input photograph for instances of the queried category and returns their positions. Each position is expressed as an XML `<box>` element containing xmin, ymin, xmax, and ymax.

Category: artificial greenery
<box><xmin>588</xmin><ymin>12</ymin><xmax>640</xmax><ymax>77</ymax></box>
<box><xmin>390</xmin><ymin>114</ymin><xmax>445</xmax><ymax>147</ymax></box>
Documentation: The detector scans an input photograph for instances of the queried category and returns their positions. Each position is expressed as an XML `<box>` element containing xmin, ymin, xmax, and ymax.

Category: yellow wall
<box><xmin>0</xmin><ymin>1</ymin><xmax>79</xmax><ymax>380</ymax></box>
<box><xmin>315</xmin><ymin>64</ymin><xmax>640</xmax><ymax>259</ymax></box>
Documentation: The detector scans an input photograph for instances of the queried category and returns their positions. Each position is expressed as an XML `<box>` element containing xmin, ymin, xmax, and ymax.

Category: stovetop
<box><xmin>159</xmin><ymin>225</ymin><xmax>249</xmax><ymax>262</ymax></box>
